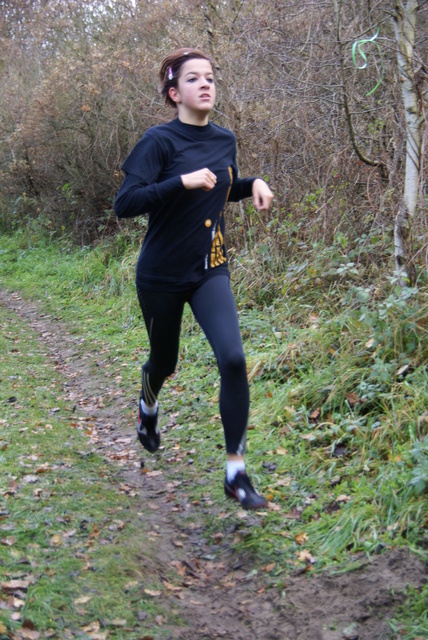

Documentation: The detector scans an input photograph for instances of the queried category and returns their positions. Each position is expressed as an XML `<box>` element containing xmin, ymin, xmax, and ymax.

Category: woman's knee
<box><xmin>219</xmin><ymin>349</ymin><xmax>246</xmax><ymax>376</ymax></box>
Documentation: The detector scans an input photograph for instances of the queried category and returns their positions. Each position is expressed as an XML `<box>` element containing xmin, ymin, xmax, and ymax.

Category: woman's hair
<box><xmin>159</xmin><ymin>48</ymin><xmax>213</xmax><ymax>108</ymax></box>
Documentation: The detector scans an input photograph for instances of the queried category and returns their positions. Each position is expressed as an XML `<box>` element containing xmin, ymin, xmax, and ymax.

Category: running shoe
<box><xmin>137</xmin><ymin>397</ymin><xmax>160</xmax><ymax>453</ymax></box>
<box><xmin>224</xmin><ymin>471</ymin><xmax>268</xmax><ymax>510</ymax></box>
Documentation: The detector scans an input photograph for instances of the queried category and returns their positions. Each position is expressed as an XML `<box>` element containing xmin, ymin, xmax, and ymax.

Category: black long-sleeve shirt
<box><xmin>114</xmin><ymin>117</ymin><xmax>256</xmax><ymax>291</ymax></box>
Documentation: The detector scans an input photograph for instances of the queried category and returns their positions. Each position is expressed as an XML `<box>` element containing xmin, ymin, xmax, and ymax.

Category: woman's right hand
<box><xmin>181</xmin><ymin>168</ymin><xmax>217</xmax><ymax>191</ymax></box>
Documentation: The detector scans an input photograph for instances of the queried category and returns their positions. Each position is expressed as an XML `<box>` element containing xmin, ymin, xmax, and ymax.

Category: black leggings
<box><xmin>136</xmin><ymin>274</ymin><xmax>248</xmax><ymax>455</ymax></box>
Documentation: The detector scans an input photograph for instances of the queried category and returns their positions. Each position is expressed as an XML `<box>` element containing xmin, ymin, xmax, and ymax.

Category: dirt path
<box><xmin>1</xmin><ymin>289</ymin><xmax>426</xmax><ymax>640</ymax></box>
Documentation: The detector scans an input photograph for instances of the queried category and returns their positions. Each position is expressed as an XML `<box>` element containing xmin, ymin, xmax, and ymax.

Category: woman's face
<box><xmin>169</xmin><ymin>58</ymin><xmax>216</xmax><ymax>117</ymax></box>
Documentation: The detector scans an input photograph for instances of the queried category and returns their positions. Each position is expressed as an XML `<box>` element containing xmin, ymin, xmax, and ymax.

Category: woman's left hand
<box><xmin>252</xmin><ymin>179</ymin><xmax>274</xmax><ymax>211</ymax></box>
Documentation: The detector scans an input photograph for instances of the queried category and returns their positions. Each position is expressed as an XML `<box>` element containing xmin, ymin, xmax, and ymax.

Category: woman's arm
<box><xmin>228</xmin><ymin>176</ymin><xmax>273</xmax><ymax>210</ymax></box>
<box><xmin>114</xmin><ymin>172</ymin><xmax>183</xmax><ymax>219</ymax></box>
<box><xmin>228</xmin><ymin>176</ymin><xmax>256</xmax><ymax>203</ymax></box>
<box><xmin>115</xmin><ymin>168</ymin><xmax>219</xmax><ymax>219</ymax></box>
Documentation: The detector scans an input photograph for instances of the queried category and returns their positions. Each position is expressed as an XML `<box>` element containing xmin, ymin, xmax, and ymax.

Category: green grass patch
<box><xmin>389</xmin><ymin>582</ymin><xmax>428</xmax><ymax>638</ymax></box>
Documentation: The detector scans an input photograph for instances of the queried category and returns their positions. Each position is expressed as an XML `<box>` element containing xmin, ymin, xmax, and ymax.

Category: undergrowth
<box><xmin>0</xmin><ymin>227</ymin><xmax>427</xmax><ymax>637</ymax></box>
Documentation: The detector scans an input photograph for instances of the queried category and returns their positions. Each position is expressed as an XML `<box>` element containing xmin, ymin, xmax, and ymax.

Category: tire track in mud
<box><xmin>1</xmin><ymin>289</ymin><xmax>426</xmax><ymax>640</ymax></box>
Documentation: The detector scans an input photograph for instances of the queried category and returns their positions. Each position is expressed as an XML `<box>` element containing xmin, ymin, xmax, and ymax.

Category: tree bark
<box><xmin>393</xmin><ymin>0</ymin><xmax>425</xmax><ymax>285</ymax></box>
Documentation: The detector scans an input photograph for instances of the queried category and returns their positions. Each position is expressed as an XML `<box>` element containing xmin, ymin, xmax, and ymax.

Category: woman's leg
<box><xmin>189</xmin><ymin>275</ymin><xmax>249</xmax><ymax>455</ymax></box>
<box><xmin>136</xmin><ymin>287</ymin><xmax>185</xmax><ymax>451</ymax></box>
<box><xmin>137</xmin><ymin>287</ymin><xmax>185</xmax><ymax>403</ymax></box>
<box><xmin>190</xmin><ymin>275</ymin><xmax>267</xmax><ymax>509</ymax></box>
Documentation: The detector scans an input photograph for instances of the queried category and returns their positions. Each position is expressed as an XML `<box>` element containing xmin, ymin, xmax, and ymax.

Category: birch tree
<box><xmin>393</xmin><ymin>0</ymin><xmax>426</xmax><ymax>284</ymax></box>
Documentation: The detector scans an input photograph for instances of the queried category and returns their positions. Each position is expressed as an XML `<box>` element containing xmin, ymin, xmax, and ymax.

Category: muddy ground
<box><xmin>1</xmin><ymin>289</ymin><xmax>426</xmax><ymax>640</ymax></box>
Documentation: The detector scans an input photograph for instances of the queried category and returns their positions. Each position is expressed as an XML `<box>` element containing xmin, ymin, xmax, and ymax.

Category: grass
<box><xmin>0</xmin><ymin>228</ymin><xmax>427</xmax><ymax>637</ymax></box>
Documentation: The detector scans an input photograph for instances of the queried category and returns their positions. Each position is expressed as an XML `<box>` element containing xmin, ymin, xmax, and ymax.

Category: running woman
<box><xmin>114</xmin><ymin>48</ymin><xmax>273</xmax><ymax>509</ymax></box>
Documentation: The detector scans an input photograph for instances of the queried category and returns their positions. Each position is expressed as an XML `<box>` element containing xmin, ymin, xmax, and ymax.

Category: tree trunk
<box><xmin>393</xmin><ymin>0</ymin><xmax>424</xmax><ymax>285</ymax></box>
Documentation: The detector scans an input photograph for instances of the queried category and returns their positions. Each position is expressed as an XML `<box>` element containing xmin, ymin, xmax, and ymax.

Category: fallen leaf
<box><xmin>144</xmin><ymin>589</ymin><xmax>162</xmax><ymax>597</ymax></box>
<box><xmin>1</xmin><ymin>578</ymin><xmax>33</xmax><ymax>593</ymax></box>
<box><xmin>276</xmin><ymin>447</ymin><xmax>288</xmax><ymax>455</ymax></box>
<box><xmin>221</xmin><ymin>579</ymin><xmax>236</xmax><ymax>588</ymax></box>
<box><xmin>275</xmin><ymin>477</ymin><xmax>291</xmax><ymax>487</ymax></box>
<box><xmin>5</xmin><ymin>480</ymin><xmax>18</xmax><ymax>495</ymax></box>
<box><xmin>74</xmin><ymin>596</ymin><xmax>92</xmax><ymax>605</ymax></box>
<box><xmin>1</xmin><ymin>536</ymin><xmax>16</xmax><ymax>546</ymax></box>
<box><xmin>89</xmin><ymin>525</ymin><xmax>100</xmax><ymax>539</ymax></box>
<box><xmin>346</xmin><ymin>392</ymin><xmax>361</xmax><ymax>406</ymax></box>
<box><xmin>49</xmin><ymin>534</ymin><xmax>63</xmax><ymax>547</ymax></box>
<box><xmin>396</xmin><ymin>364</ymin><xmax>410</xmax><ymax>377</ymax></box>
<box><xmin>119</xmin><ymin>483</ymin><xmax>136</xmax><ymax>494</ymax></box>
<box><xmin>0</xmin><ymin>622</ymin><xmax>7</xmax><ymax>634</ymax></box>
<box><xmin>145</xmin><ymin>470</ymin><xmax>162</xmax><ymax>478</ymax></box>
<box><xmin>310</xmin><ymin>408</ymin><xmax>320</xmax><ymax>422</ymax></box>
<box><xmin>82</xmin><ymin>621</ymin><xmax>100</xmax><ymax>632</ymax></box>
<box><xmin>7</xmin><ymin>596</ymin><xmax>26</xmax><ymax>609</ymax></box>
<box><xmin>15</xmin><ymin>630</ymin><xmax>40</xmax><ymax>639</ymax></box>
<box><xmin>284</xmin><ymin>508</ymin><xmax>303</xmax><ymax>519</ymax></box>
<box><xmin>301</xmin><ymin>434</ymin><xmax>317</xmax><ymax>441</ymax></box>
<box><xmin>296</xmin><ymin>549</ymin><xmax>316</xmax><ymax>564</ymax></box>
<box><xmin>295</xmin><ymin>532</ymin><xmax>308</xmax><ymax>545</ymax></box>
<box><xmin>163</xmin><ymin>581</ymin><xmax>182</xmax><ymax>592</ymax></box>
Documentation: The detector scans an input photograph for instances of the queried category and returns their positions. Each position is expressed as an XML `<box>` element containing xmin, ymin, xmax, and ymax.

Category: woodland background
<box><xmin>0</xmin><ymin>0</ymin><xmax>427</xmax><ymax>278</ymax></box>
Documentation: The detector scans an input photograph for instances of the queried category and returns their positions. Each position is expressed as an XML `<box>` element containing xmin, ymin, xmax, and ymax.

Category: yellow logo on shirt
<box><xmin>210</xmin><ymin>167</ymin><xmax>233</xmax><ymax>268</ymax></box>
